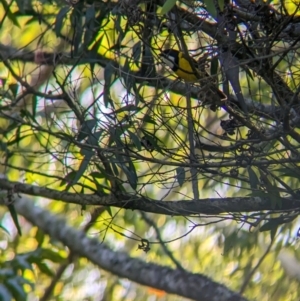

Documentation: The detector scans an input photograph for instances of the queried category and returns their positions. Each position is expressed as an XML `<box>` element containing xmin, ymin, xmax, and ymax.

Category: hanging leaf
<box><xmin>128</xmin><ymin>130</ymin><xmax>142</xmax><ymax>151</ymax></box>
<box><xmin>8</xmin><ymin>83</ymin><xmax>19</xmax><ymax>97</ymax></box>
<box><xmin>132</xmin><ymin>41</ymin><xmax>142</xmax><ymax>65</ymax></box>
<box><xmin>119</xmin><ymin>163</ymin><xmax>137</xmax><ymax>190</ymax></box>
<box><xmin>247</xmin><ymin>166</ymin><xmax>259</xmax><ymax>189</ymax></box>
<box><xmin>70</xmin><ymin>8</ymin><xmax>84</xmax><ymax>56</ymax></box>
<box><xmin>176</xmin><ymin>167</ymin><xmax>185</xmax><ymax>186</ymax></box>
<box><xmin>143</xmin><ymin>114</ymin><xmax>157</xmax><ymax>125</ymax></box>
<box><xmin>84</xmin><ymin>5</ymin><xmax>96</xmax><ymax>46</ymax></box>
<box><xmin>0</xmin><ymin>284</ymin><xmax>13</xmax><ymax>301</ymax></box>
<box><xmin>203</xmin><ymin>0</ymin><xmax>217</xmax><ymax>19</ymax></box>
<box><xmin>77</xmin><ymin>119</ymin><xmax>97</xmax><ymax>142</ymax></box>
<box><xmin>122</xmin><ymin>58</ymin><xmax>134</xmax><ymax>92</ymax></box>
<box><xmin>161</xmin><ymin>0</ymin><xmax>177</xmax><ymax>14</ymax></box>
<box><xmin>218</xmin><ymin>0</ymin><xmax>224</xmax><ymax>12</ymax></box>
<box><xmin>210</xmin><ymin>57</ymin><xmax>218</xmax><ymax>77</ymax></box>
<box><xmin>7</xmin><ymin>204</ymin><xmax>22</xmax><ymax>236</ymax></box>
<box><xmin>258</xmin><ymin>169</ymin><xmax>282</xmax><ymax>209</ymax></box>
<box><xmin>259</xmin><ymin>220</ymin><xmax>279</xmax><ymax>237</ymax></box>
<box><xmin>0</xmin><ymin>0</ymin><xmax>20</xmax><ymax>27</ymax></box>
<box><xmin>104</xmin><ymin>63</ymin><xmax>116</xmax><ymax>108</ymax></box>
<box><xmin>55</xmin><ymin>6</ymin><xmax>70</xmax><ymax>36</ymax></box>
<box><xmin>6</xmin><ymin>277</ymin><xmax>27</xmax><ymax>300</ymax></box>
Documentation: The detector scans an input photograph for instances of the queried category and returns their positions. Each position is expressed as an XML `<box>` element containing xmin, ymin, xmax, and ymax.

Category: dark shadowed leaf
<box><xmin>7</xmin><ymin>204</ymin><xmax>22</xmax><ymax>236</ymax></box>
<box><xmin>176</xmin><ymin>167</ymin><xmax>185</xmax><ymax>186</ymax></box>
<box><xmin>132</xmin><ymin>41</ymin><xmax>142</xmax><ymax>65</ymax></box>
<box><xmin>259</xmin><ymin>220</ymin><xmax>279</xmax><ymax>233</ymax></box>
<box><xmin>55</xmin><ymin>6</ymin><xmax>70</xmax><ymax>36</ymax></box>
<box><xmin>0</xmin><ymin>284</ymin><xmax>12</xmax><ymax>301</ymax></box>
<box><xmin>0</xmin><ymin>0</ymin><xmax>20</xmax><ymax>27</ymax></box>
<box><xmin>40</xmin><ymin>248</ymin><xmax>66</xmax><ymax>263</ymax></box>
<box><xmin>143</xmin><ymin>114</ymin><xmax>157</xmax><ymax>125</ymax></box>
<box><xmin>161</xmin><ymin>0</ymin><xmax>176</xmax><ymax>14</ymax></box>
<box><xmin>218</xmin><ymin>0</ymin><xmax>224</xmax><ymax>11</ymax></box>
<box><xmin>77</xmin><ymin>119</ymin><xmax>97</xmax><ymax>142</ymax></box>
<box><xmin>84</xmin><ymin>5</ymin><xmax>96</xmax><ymax>46</ymax></box>
<box><xmin>128</xmin><ymin>130</ymin><xmax>141</xmax><ymax>151</ymax></box>
<box><xmin>104</xmin><ymin>63</ymin><xmax>116</xmax><ymax>107</ymax></box>
<box><xmin>35</xmin><ymin>262</ymin><xmax>54</xmax><ymax>277</ymax></box>
<box><xmin>210</xmin><ymin>57</ymin><xmax>218</xmax><ymax>77</ymax></box>
<box><xmin>247</xmin><ymin>166</ymin><xmax>259</xmax><ymax>189</ymax></box>
<box><xmin>6</xmin><ymin>277</ymin><xmax>27</xmax><ymax>300</ymax></box>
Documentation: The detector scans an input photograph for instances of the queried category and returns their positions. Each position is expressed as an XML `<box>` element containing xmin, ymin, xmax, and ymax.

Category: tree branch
<box><xmin>0</xmin><ymin>179</ymin><xmax>299</xmax><ymax>215</ymax></box>
<box><xmin>0</xmin><ymin>194</ymin><xmax>249</xmax><ymax>301</ymax></box>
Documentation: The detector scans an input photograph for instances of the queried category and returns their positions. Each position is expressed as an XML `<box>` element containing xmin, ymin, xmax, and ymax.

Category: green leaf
<box><xmin>60</xmin><ymin>171</ymin><xmax>77</xmax><ymax>187</ymax></box>
<box><xmin>274</xmin><ymin>167</ymin><xmax>300</xmax><ymax>179</ymax></box>
<box><xmin>31</xmin><ymin>95</ymin><xmax>38</xmax><ymax>121</ymax></box>
<box><xmin>14</xmin><ymin>254</ymin><xmax>33</xmax><ymax>270</ymax></box>
<box><xmin>85</xmin><ymin>5</ymin><xmax>95</xmax><ymax>24</ymax></box>
<box><xmin>270</xmin><ymin>226</ymin><xmax>277</xmax><ymax>241</ymax></box>
<box><xmin>210</xmin><ymin>57</ymin><xmax>218</xmax><ymax>77</ymax></box>
<box><xmin>122</xmin><ymin>58</ymin><xmax>134</xmax><ymax>92</ymax></box>
<box><xmin>35</xmin><ymin>262</ymin><xmax>54</xmax><ymax>277</ymax></box>
<box><xmin>0</xmin><ymin>284</ymin><xmax>12</xmax><ymax>301</ymax></box>
<box><xmin>104</xmin><ymin>63</ymin><xmax>116</xmax><ymax>108</ymax></box>
<box><xmin>35</xmin><ymin>228</ymin><xmax>45</xmax><ymax>247</ymax></box>
<box><xmin>40</xmin><ymin>249</ymin><xmax>66</xmax><ymax>263</ymax></box>
<box><xmin>247</xmin><ymin>166</ymin><xmax>259</xmax><ymax>190</ymax></box>
<box><xmin>77</xmin><ymin>119</ymin><xmax>97</xmax><ymax>142</ymax></box>
<box><xmin>218</xmin><ymin>0</ymin><xmax>224</xmax><ymax>11</ymax></box>
<box><xmin>116</xmin><ymin>154</ymin><xmax>137</xmax><ymax>190</ymax></box>
<box><xmin>223</xmin><ymin>232</ymin><xmax>236</xmax><ymax>254</ymax></box>
<box><xmin>259</xmin><ymin>220</ymin><xmax>279</xmax><ymax>233</ymax></box>
<box><xmin>6</xmin><ymin>277</ymin><xmax>27</xmax><ymax>300</ymax></box>
<box><xmin>7</xmin><ymin>204</ymin><xmax>22</xmax><ymax>236</ymax></box>
<box><xmin>14</xmin><ymin>0</ymin><xmax>25</xmax><ymax>13</ymax></box>
<box><xmin>176</xmin><ymin>167</ymin><xmax>185</xmax><ymax>186</ymax></box>
<box><xmin>55</xmin><ymin>6</ymin><xmax>70</xmax><ymax>36</ymax></box>
<box><xmin>258</xmin><ymin>169</ymin><xmax>282</xmax><ymax>209</ymax></box>
<box><xmin>90</xmin><ymin>171</ymin><xmax>105</xmax><ymax>179</ymax></box>
<box><xmin>122</xmin><ymin>164</ymin><xmax>137</xmax><ymax>190</ymax></box>
<box><xmin>105</xmin><ymin>206</ymin><xmax>113</xmax><ymax>217</ymax></box>
<box><xmin>127</xmin><ymin>159</ymin><xmax>138</xmax><ymax>190</ymax></box>
<box><xmin>203</xmin><ymin>0</ymin><xmax>217</xmax><ymax>18</ymax></box>
<box><xmin>8</xmin><ymin>83</ymin><xmax>19</xmax><ymax>97</ymax></box>
<box><xmin>132</xmin><ymin>41</ymin><xmax>142</xmax><ymax>65</ymax></box>
<box><xmin>0</xmin><ymin>0</ymin><xmax>20</xmax><ymax>27</ymax></box>
<box><xmin>161</xmin><ymin>0</ymin><xmax>177</xmax><ymax>14</ymax></box>
<box><xmin>80</xmin><ymin>130</ymin><xmax>102</xmax><ymax>156</ymax></box>
<box><xmin>71</xmin><ymin>154</ymin><xmax>92</xmax><ymax>186</ymax></box>
<box><xmin>84</xmin><ymin>5</ymin><xmax>96</xmax><ymax>46</ymax></box>
<box><xmin>143</xmin><ymin>114</ymin><xmax>157</xmax><ymax>125</ymax></box>
<box><xmin>111</xmin><ymin>161</ymin><xmax>119</xmax><ymax>176</ymax></box>
<box><xmin>70</xmin><ymin>9</ymin><xmax>84</xmax><ymax>56</ymax></box>
<box><xmin>114</xmin><ymin>15</ymin><xmax>128</xmax><ymax>49</ymax></box>
<box><xmin>68</xmin><ymin>131</ymin><xmax>102</xmax><ymax>189</ymax></box>
<box><xmin>128</xmin><ymin>130</ymin><xmax>141</xmax><ymax>151</ymax></box>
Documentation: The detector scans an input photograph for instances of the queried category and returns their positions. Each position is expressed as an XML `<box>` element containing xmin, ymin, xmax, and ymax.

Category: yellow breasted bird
<box><xmin>160</xmin><ymin>49</ymin><xmax>227</xmax><ymax>102</ymax></box>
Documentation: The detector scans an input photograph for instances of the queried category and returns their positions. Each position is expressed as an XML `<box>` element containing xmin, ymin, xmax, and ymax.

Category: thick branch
<box><xmin>0</xmin><ymin>179</ymin><xmax>299</xmax><ymax>215</ymax></box>
<box><xmin>0</xmin><ymin>195</ymin><xmax>248</xmax><ymax>301</ymax></box>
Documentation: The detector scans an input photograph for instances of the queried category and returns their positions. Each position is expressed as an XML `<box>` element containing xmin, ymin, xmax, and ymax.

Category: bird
<box><xmin>160</xmin><ymin>49</ymin><xmax>227</xmax><ymax>102</ymax></box>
